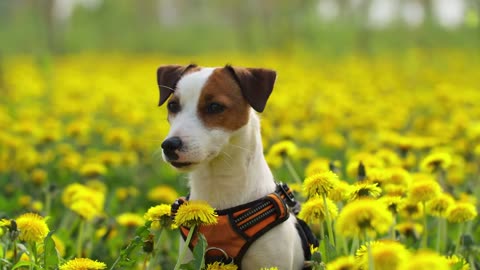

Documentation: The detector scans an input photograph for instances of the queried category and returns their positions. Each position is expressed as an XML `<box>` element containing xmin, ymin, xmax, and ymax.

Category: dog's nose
<box><xmin>161</xmin><ymin>137</ymin><xmax>183</xmax><ymax>151</ymax></box>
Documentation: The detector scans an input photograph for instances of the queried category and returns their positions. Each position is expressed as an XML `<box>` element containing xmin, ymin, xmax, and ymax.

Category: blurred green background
<box><xmin>1</xmin><ymin>0</ymin><xmax>479</xmax><ymax>56</ymax></box>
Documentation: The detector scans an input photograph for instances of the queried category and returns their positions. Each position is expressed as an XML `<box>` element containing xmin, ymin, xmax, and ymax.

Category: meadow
<box><xmin>0</xmin><ymin>49</ymin><xmax>479</xmax><ymax>269</ymax></box>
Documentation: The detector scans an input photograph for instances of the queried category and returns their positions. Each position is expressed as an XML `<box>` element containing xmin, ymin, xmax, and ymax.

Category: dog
<box><xmin>157</xmin><ymin>64</ymin><xmax>314</xmax><ymax>269</ymax></box>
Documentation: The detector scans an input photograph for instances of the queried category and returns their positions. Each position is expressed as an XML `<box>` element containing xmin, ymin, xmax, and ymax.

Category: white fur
<box><xmin>163</xmin><ymin>67</ymin><xmax>304</xmax><ymax>270</ymax></box>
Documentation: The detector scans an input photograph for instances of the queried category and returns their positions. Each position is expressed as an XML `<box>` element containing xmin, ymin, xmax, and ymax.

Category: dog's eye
<box><xmin>167</xmin><ymin>101</ymin><xmax>181</xmax><ymax>113</ymax></box>
<box><xmin>206</xmin><ymin>103</ymin><xmax>225</xmax><ymax>114</ymax></box>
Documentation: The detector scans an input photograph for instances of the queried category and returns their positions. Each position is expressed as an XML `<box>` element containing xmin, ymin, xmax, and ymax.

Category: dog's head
<box><xmin>157</xmin><ymin>64</ymin><xmax>276</xmax><ymax>171</ymax></box>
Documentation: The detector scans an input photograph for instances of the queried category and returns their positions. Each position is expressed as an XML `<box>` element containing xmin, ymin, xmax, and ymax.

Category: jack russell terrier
<box><xmin>157</xmin><ymin>64</ymin><xmax>318</xmax><ymax>270</ymax></box>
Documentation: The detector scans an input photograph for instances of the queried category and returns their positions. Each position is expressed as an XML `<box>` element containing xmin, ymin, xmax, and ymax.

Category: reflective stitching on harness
<box><xmin>238</xmin><ymin>207</ymin><xmax>276</xmax><ymax>230</ymax></box>
<box><xmin>234</xmin><ymin>201</ymin><xmax>272</xmax><ymax>224</ymax></box>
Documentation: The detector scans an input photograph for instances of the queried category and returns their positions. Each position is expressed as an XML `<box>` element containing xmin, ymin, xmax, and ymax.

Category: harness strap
<box><xmin>170</xmin><ymin>183</ymin><xmax>319</xmax><ymax>268</ymax></box>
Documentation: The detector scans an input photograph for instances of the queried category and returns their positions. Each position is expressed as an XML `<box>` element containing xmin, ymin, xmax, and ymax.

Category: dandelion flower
<box><xmin>31</xmin><ymin>168</ymin><xmax>47</xmax><ymax>185</ymax></box>
<box><xmin>147</xmin><ymin>185</ymin><xmax>179</xmax><ymax>203</ymax></box>
<box><xmin>404</xmin><ymin>250</ymin><xmax>449</xmax><ymax>270</ymax></box>
<box><xmin>407</xmin><ymin>179</ymin><xmax>441</xmax><ymax>203</ymax></box>
<box><xmin>59</xmin><ymin>258</ymin><xmax>107</xmax><ymax>270</ymax></box>
<box><xmin>299</xmin><ymin>197</ymin><xmax>338</xmax><ymax>224</ymax></box>
<box><xmin>379</xmin><ymin>195</ymin><xmax>403</xmax><ymax>214</ymax></box>
<box><xmin>267</xmin><ymin>140</ymin><xmax>298</xmax><ymax>159</ymax></box>
<box><xmin>205</xmin><ymin>261</ymin><xmax>238</xmax><ymax>270</ymax></box>
<box><xmin>79</xmin><ymin>163</ymin><xmax>107</xmax><ymax>178</ymax></box>
<box><xmin>348</xmin><ymin>182</ymin><xmax>382</xmax><ymax>201</ymax></box>
<box><xmin>336</xmin><ymin>199</ymin><xmax>393</xmax><ymax>239</ymax></box>
<box><xmin>174</xmin><ymin>200</ymin><xmax>218</xmax><ymax>227</ymax></box>
<box><xmin>116</xmin><ymin>213</ymin><xmax>144</xmax><ymax>227</ymax></box>
<box><xmin>303</xmin><ymin>171</ymin><xmax>339</xmax><ymax>198</ymax></box>
<box><xmin>305</xmin><ymin>158</ymin><xmax>330</xmax><ymax>176</ymax></box>
<box><xmin>398</xmin><ymin>200</ymin><xmax>424</xmax><ymax>220</ymax></box>
<box><xmin>16</xmin><ymin>212</ymin><xmax>49</xmax><ymax>243</ymax></box>
<box><xmin>144</xmin><ymin>204</ymin><xmax>172</xmax><ymax>229</ymax></box>
<box><xmin>325</xmin><ymin>255</ymin><xmax>356</xmax><ymax>270</ymax></box>
<box><xmin>328</xmin><ymin>180</ymin><xmax>352</xmax><ymax>202</ymax></box>
<box><xmin>445</xmin><ymin>255</ymin><xmax>470</xmax><ymax>270</ymax></box>
<box><xmin>395</xmin><ymin>222</ymin><xmax>423</xmax><ymax>240</ymax></box>
<box><xmin>70</xmin><ymin>201</ymin><xmax>101</xmax><ymax>221</ymax></box>
<box><xmin>420</xmin><ymin>152</ymin><xmax>452</xmax><ymax>172</ymax></box>
<box><xmin>426</xmin><ymin>193</ymin><xmax>454</xmax><ymax>217</ymax></box>
<box><xmin>355</xmin><ymin>241</ymin><xmax>410</xmax><ymax>270</ymax></box>
<box><xmin>446</xmin><ymin>202</ymin><xmax>477</xmax><ymax>223</ymax></box>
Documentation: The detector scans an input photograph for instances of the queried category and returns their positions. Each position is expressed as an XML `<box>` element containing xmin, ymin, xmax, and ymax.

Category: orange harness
<box><xmin>171</xmin><ymin>183</ymin><xmax>318</xmax><ymax>269</ymax></box>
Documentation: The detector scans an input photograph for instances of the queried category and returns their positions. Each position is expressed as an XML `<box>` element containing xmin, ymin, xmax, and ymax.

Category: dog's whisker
<box><xmin>227</xmin><ymin>143</ymin><xmax>252</xmax><ymax>152</ymax></box>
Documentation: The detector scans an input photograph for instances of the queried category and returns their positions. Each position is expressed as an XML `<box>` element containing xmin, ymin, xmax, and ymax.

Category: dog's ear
<box><xmin>224</xmin><ymin>65</ymin><xmax>276</xmax><ymax>112</ymax></box>
<box><xmin>157</xmin><ymin>64</ymin><xmax>197</xmax><ymax>106</ymax></box>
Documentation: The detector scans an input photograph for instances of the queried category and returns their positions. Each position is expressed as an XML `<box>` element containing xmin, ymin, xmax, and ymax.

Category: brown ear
<box><xmin>224</xmin><ymin>65</ymin><xmax>276</xmax><ymax>112</ymax></box>
<box><xmin>157</xmin><ymin>64</ymin><xmax>197</xmax><ymax>106</ymax></box>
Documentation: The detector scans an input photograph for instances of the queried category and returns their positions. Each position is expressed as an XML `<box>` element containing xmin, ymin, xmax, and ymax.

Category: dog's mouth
<box><xmin>170</xmin><ymin>161</ymin><xmax>194</xmax><ymax>168</ymax></box>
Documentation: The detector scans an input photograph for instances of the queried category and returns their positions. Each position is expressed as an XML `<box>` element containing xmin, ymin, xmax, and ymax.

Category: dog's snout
<box><xmin>161</xmin><ymin>137</ymin><xmax>183</xmax><ymax>151</ymax></box>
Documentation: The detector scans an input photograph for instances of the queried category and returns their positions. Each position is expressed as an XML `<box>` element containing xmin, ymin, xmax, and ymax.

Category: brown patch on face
<box><xmin>198</xmin><ymin>68</ymin><xmax>250</xmax><ymax>131</ymax></box>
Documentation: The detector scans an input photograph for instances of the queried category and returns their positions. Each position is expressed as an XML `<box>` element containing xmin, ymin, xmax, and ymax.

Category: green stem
<box><xmin>45</xmin><ymin>185</ymin><xmax>51</xmax><ymax>216</ymax></box>
<box><xmin>437</xmin><ymin>218</ymin><xmax>447</xmax><ymax>253</ymax></box>
<box><xmin>350</xmin><ymin>236</ymin><xmax>359</xmax><ymax>255</ymax></box>
<box><xmin>421</xmin><ymin>202</ymin><xmax>428</xmax><ymax>248</ymax></box>
<box><xmin>322</xmin><ymin>194</ymin><xmax>335</xmax><ymax>247</ymax></box>
<box><xmin>174</xmin><ymin>225</ymin><xmax>196</xmax><ymax>270</ymax></box>
<box><xmin>454</xmin><ymin>223</ymin><xmax>464</xmax><ymax>254</ymax></box>
<box><xmin>390</xmin><ymin>214</ymin><xmax>397</xmax><ymax>240</ymax></box>
<box><xmin>365</xmin><ymin>231</ymin><xmax>374</xmax><ymax>270</ymax></box>
<box><xmin>76</xmin><ymin>220</ymin><xmax>85</xmax><ymax>258</ymax></box>
<box><xmin>147</xmin><ymin>228</ymin><xmax>165</xmax><ymax>270</ymax></box>
<box><xmin>284</xmin><ymin>157</ymin><xmax>302</xmax><ymax>184</ymax></box>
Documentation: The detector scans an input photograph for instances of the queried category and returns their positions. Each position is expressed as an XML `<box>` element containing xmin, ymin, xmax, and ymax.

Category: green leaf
<box><xmin>192</xmin><ymin>233</ymin><xmax>207</xmax><ymax>270</ymax></box>
<box><xmin>44</xmin><ymin>231</ymin><xmax>59</xmax><ymax>269</ymax></box>
<box><xmin>12</xmin><ymin>261</ymin><xmax>35</xmax><ymax>270</ymax></box>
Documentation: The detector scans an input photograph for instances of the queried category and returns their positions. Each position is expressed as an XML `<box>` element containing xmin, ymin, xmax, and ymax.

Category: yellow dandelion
<box><xmin>403</xmin><ymin>250</ymin><xmax>449</xmax><ymax>270</ymax></box>
<box><xmin>336</xmin><ymin>199</ymin><xmax>393</xmax><ymax>239</ymax></box>
<box><xmin>379</xmin><ymin>195</ymin><xmax>404</xmax><ymax>214</ymax></box>
<box><xmin>299</xmin><ymin>197</ymin><xmax>338</xmax><ymax>224</ymax></box>
<box><xmin>79</xmin><ymin>163</ymin><xmax>107</xmax><ymax>178</ymax></box>
<box><xmin>328</xmin><ymin>180</ymin><xmax>352</xmax><ymax>202</ymax></box>
<box><xmin>355</xmin><ymin>240</ymin><xmax>410</xmax><ymax>270</ymax></box>
<box><xmin>16</xmin><ymin>212</ymin><xmax>49</xmax><ymax>243</ymax></box>
<box><xmin>420</xmin><ymin>152</ymin><xmax>452</xmax><ymax>172</ymax></box>
<box><xmin>62</xmin><ymin>183</ymin><xmax>87</xmax><ymax>207</ymax></box>
<box><xmin>386</xmin><ymin>167</ymin><xmax>412</xmax><ymax>186</ymax></box>
<box><xmin>305</xmin><ymin>158</ymin><xmax>330</xmax><ymax>176</ymax></box>
<box><xmin>326</xmin><ymin>255</ymin><xmax>356</xmax><ymax>270</ymax></box>
<box><xmin>348</xmin><ymin>182</ymin><xmax>382</xmax><ymax>201</ymax></box>
<box><xmin>59</xmin><ymin>257</ymin><xmax>107</xmax><ymax>270</ymax></box>
<box><xmin>31</xmin><ymin>168</ymin><xmax>47</xmax><ymax>185</ymax></box>
<box><xmin>70</xmin><ymin>201</ymin><xmax>102</xmax><ymax>221</ymax></box>
<box><xmin>398</xmin><ymin>200</ymin><xmax>424</xmax><ymax>220</ymax></box>
<box><xmin>426</xmin><ymin>193</ymin><xmax>454</xmax><ymax>217</ymax></box>
<box><xmin>205</xmin><ymin>261</ymin><xmax>238</xmax><ymax>270</ymax></box>
<box><xmin>395</xmin><ymin>222</ymin><xmax>423</xmax><ymax>240</ymax></box>
<box><xmin>303</xmin><ymin>170</ymin><xmax>339</xmax><ymax>198</ymax></box>
<box><xmin>446</xmin><ymin>202</ymin><xmax>477</xmax><ymax>223</ymax></box>
<box><xmin>147</xmin><ymin>185</ymin><xmax>179</xmax><ymax>203</ymax></box>
<box><xmin>144</xmin><ymin>204</ymin><xmax>172</xmax><ymax>229</ymax></box>
<box><xmin>407</xmin><ymin>179</ymin><xmax>442</xmax><ymax>203</ymax></box>
<box><xmin>445</xmin><ymin>255</ymin><xmax>470</xmax><ymax>270</ymax></box>
<box><xmin>174</xmin><ymin>200</ymin><xmax>218</xmax><ymax>227</ymax></box>
<box><xmin>366</xmin><ymin>168</ymin><xmax>391</xmax><ymax>186</ymax></box>
<box><xmin>116</xmin><ymin>213</ymin><xmax>145</xmax><ymax>227</ymax></box>
<box><xmin>267</xmin><ymin>140</ymin><xmax>298</xmax><ymax>159</ymax></box>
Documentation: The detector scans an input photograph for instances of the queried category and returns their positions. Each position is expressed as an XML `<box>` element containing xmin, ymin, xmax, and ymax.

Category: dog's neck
<box><xmin>188</xmin><ymin>111</ymin><xmax>276</xmax><ymax>209</ymax></box>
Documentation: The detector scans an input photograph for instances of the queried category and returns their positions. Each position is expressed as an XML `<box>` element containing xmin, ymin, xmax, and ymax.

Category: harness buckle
<box><xmin>277</xmin><ymin>183</ymin><xmax>296</xmax><ymax>208</ymax></box>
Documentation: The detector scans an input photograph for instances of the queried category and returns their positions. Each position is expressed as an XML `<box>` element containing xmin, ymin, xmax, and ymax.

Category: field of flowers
<box><xmin>0</xmin><ymin>50</ymin><xmax>479</xmax><ymax>270</ymax></box>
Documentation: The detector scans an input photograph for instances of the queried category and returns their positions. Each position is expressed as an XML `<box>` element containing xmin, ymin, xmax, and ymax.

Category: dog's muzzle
<box><xmin>161</xmin><ymin>136</ymin><xmax>182</xmax><ymax>161</ymax></box>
